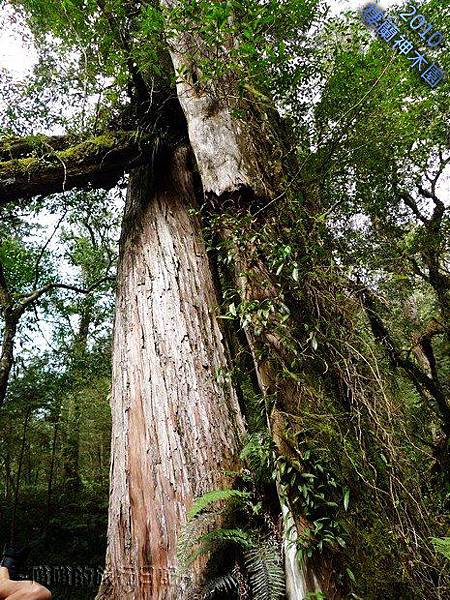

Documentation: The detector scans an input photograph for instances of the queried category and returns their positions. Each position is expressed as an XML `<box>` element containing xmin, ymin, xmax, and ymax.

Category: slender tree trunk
<box><xmin>0</xmin><ymin>311</ymin><xmax>19</xmax><ymax>407</ymax></box>
<box><xmin>45</xmin><ymin>417</ymin><xmax>60</xmax><ymax>535</ymax></box>
<box><xmin>4</xmin><ymin>449</ymin><xmax>13</xmax><ymax>501</ymax></box>
<box><xmin>63</xmin><ymin>302</ymin><xmax>91</xmax><ymax>493</ymax></box>
<box><xmin>10</xmin><ymin>409</ymin><xmax>31</xmax><ymax>545</ymax></box>
<box><xmin>97</xmin><ymin>147</ymin><xmax>245</xmax><ymax>600</ymax></box>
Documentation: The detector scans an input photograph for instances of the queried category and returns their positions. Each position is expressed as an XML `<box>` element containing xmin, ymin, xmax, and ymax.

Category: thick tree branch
<box><xmin>0</xmin><ymin>134</ymin><xmax>80</xmax><ymax>162</ymax></box>
<box><xmin>0</xmin><ymin>131</ymin><xmax>158</xmax><ymax>205</ymax></box>
<box><xmin>417</xmin><ymin>184</ymin><xmax>445</xmax><ymax>219</ymax></box>
<box><xmin>399</xmin><ymin>191</ymin><xmax>427</xmax><ymax>224</ymax></box>
<box><xmin>424</xmin><ymin>151</ymin><xmax>450</xmax><ymax>197</ymax></box>
<box><xmin>398</xmin><ymin>183</ymin><xmax>449</xmax><ymax>325</ymax></box>
<box><xmin>0</xmin><ymin>262</ymin><xmax>12</xmax><ymax>309</ymax></box>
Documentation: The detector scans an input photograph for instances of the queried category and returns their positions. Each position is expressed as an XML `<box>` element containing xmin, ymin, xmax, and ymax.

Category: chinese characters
<box><xmin>361</xmin><ymin>3</ymin><xmax>445</xmax><ymax>88</ymax></box>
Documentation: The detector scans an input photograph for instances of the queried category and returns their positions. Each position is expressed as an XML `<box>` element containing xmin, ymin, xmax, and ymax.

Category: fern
<box><xmin>188</xmin><ymin>489</ymin><xmax>251</xmax><ymax>520</ymax></box>
<box><xmin>431</xmin><ymin>537</ymin><xmax>450</xmax><ymax>560</ymax></box>
<box><xmin>244</xmin><ymin>543</ymin><xmax>285</xmax><ymax>600</ymax></box>
<box><xmin>201</xmin><ymin>573</ymin><xmax>238</xmax><ymax>598</ymax></box>
<box><xmin>178</xmin><ymin>512</ymin><xmax>217</xmax><ymax>570</ymax></box>
<box><xmin>198</xmin><ymin>527</ymin><xmax>254</xmax><ymax>550</ymax></box>
<box><xmin>240</xmin><ymin>376</ymin><xmax>267</xmax><ymax>432</ymax></box>
<box><xmin>179</xmin><ymin>488</ymin><xmax>254</xmax><ymax>570</ymax></box>
<box><xmin>185</xmin><ymin>528</ymin><xmax>255</xmax><ymax>566</ymax></box>
<box><xmin>240</xmin><ymin>432</ymin><xmax>274</xmax><ymax>484</ymax></box>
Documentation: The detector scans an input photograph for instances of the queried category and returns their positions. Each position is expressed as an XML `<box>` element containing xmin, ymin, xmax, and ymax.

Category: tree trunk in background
<box><xmin>97</xmin><ymin>147</ymin><xmax>245</xmax><ymax>600</ymax></box>
<box><xmin>63</xmin><ymin>304</ymin><xmax>91</xmax><ymax>494</ymax></box>
<box><xmin>9</xmin><ymin>409</ymin><xmax>31</xmax><ymax>546</ymax></box>
<box><xmin>45</xmin><ymin>417</ymin><xmax>60</xmax><ymax>536</ymax></box>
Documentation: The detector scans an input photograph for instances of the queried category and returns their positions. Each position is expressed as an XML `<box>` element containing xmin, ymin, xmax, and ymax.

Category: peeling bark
<box><xmin>161</xmin><ymin>0</ymin><xmax>272</xmax><ymax>198</ymax></box>
<box><xmin>281</xmin><ymin>496</ymin><xmax>321</xmax><ymax>600</ymax></box>
<box><xmin>97</xmin><ymin>147</ymin><xmax>245</xmax><ymax>600</ymax></box>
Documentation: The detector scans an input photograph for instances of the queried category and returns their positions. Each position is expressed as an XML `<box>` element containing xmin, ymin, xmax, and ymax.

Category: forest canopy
<box><xmin>0</xmin><ymin>1</ymin><xmax>449</xmax><ymax>599</ymax></box>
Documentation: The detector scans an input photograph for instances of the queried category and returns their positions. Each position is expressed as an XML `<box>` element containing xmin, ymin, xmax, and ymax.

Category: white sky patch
<box><xmin>0</xmin><ymin>29</ymin><xmax>36</xmax><ymax>75</ymax></box>
<box><xmin>0</xmin><ymin>4</ymin><xmax>37</xmax><ymax>77</ymax></box>
<box><xmin>333</xmin><ymin>0</ymin><xmax>399</xmax><ymax>11</ymax></box>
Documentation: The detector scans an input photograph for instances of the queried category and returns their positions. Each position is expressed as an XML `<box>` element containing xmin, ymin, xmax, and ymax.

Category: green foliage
<box><xmin>179</xmin><ymin>486</ymin><xmax>254</xmax><ymax>570</ymax></box>
<box><xmin>188</xmin><ymin>489</ymin><xmax>252</xmax><ymax>521</ymax></box>
<box><xmin>432</xmin><ymin>538</ymin><xmax>450</xmax><ymax>561</ymax></box>
<box><xmin>239</xmin><ymin>432</ymin><xmax>274</xmax><ymax>485</ymax></box>
<box><xmin>165</xmin><ymin>0</ymin><xmax>323</xmax><ymax>101</ymax></box>
<box><xmin>0</xmin><ymin>190</ymin><xmax>117</xmax><ymax>599</ymax></box>
<box><xmin>200</xmin><ymin>573</ymin><xmax>238</xmax><ymax>598</ymax></box>
<box><xmin>196</xmin><ymin>528</ymin><xmax>254</xmax><ymax>555</ymax></box>
<box><xmin>0</xmin><ymin>234</ymin><xmax>49</xmax><ymax>294</ymax></box>
<box><xmin>278</xmin><ymin>449</ymin><xmax>346</xmax><ymax>559</ymax></box>
<box><xmin>244</xmin><ymin>545</ymin><xmax>285</xmax><ymax>600</ymax></box>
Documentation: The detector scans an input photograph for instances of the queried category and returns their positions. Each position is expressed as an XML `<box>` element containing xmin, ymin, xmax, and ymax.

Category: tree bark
<box><xmin>97</xmin><ymin>147</ymin><xmax>245</xmax><ymax>600</ymax></box>
<box><xmin>0</xmin><ymin>311</ymin><xmax>19</xmax><ymax>407</ymax></box>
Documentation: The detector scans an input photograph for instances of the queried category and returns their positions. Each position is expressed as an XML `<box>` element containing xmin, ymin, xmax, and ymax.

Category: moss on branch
<box><xmin>0</xmin><ymin>131</ymin><xmax>158</xmax><ymax>204</ymax></box>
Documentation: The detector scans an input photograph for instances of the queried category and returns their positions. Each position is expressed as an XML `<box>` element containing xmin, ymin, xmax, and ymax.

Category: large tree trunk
<box><xmin>97</xmin><ymin>147</ymin><xmax>245</xmax><ymax>600</ymax></box>
<box><xmin>159</xmin><ymin>9</ymin><xmax>328</xmax><ymax>594</ymax></box>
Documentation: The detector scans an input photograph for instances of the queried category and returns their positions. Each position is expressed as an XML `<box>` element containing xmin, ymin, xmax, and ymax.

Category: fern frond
<box><xmin>240</xmin><ymin>432</ymin><xmax>274</xmax><ymax>483</ymax></box>
<box><xmin>201</xmin><ymin>573</ymin><xmax>238</xmax><ymax>598</ymax></box>
<box><xmin>188</xmin><ymin>489</ymin><xmax>251</xmax><ymax>520</ymax></box>
<box><xmin>198</xmin><ymin>528</ymin><xmax>255</xmax><ymax>551</ymax></box>
<box><xmin>180</xmin><ymin>526</ymin><xmax>254</xmax><ymax>570</ymax></box>
<box><xmin>431</xmin><ymin>537</ymin><xmax>450</xmax><ymax>560</ymax></box>
<box><xmin>244</xmin><ymin>543</ymin><xmax>285</xmax><ymax>600</ymax></box>
<box><xmin>240</xmin><ymin>376</ymin><xmax>267</xmax><ymax>432</ymax></box>
<box><xmin>178</xmin><ymin>512</ymin><xmax>217</xmax><ymax>570</ymax></box>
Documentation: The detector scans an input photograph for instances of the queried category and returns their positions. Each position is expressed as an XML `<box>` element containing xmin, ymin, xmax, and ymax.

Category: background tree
<box><xmin>0</xmin><ymin>190</ymin><xmax>117</xmax><ymax>599</ymax></box>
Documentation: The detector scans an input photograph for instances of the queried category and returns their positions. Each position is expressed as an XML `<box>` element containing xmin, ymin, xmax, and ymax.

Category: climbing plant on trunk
<box><xmin>1</xmin><ymin>0</ymin><xmax>449</xmax><ymax>598</ymax></box>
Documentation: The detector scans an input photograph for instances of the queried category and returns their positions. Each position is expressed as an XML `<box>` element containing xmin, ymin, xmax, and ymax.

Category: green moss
<box><xmin>344</xmin><ymin>519</ymin><xmax>417</xmax><ymax>599</ymax></box>
<box><xmin>0</xmin><ymin>133</ymin><xmax>133</xmax><ymax>177</ymax></box>
<box><xmin>0</xmin><ymin>156</ymin><xmax>40</xmax><ymax>177</ymax></box>
<box><xmin>57</xmin><ymin>134</ymin><xmax>122</xmax><ymax>162</ymax></box>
